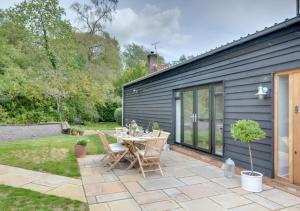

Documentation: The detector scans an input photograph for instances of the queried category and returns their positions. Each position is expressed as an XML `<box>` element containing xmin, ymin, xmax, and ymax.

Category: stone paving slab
<box><xmin>138</xmin><ymin>177</ymin><xmax>185</xmax><ymax>191</ymax></box>
<box><xmin>140</xmin><ymin>199</ymin><xmax>180</xmax><ymax>211</ymax></box>
<box><xmin>244</xmin><ymin>193</ymin><xmax>283</xmax><ymax>210</ymax></box>
<box><xmin>95</xmin><ymin>191</ymin><xmax>131</xmax><ymax>203</ymax></box>
<box><xmin>0</xmin><ymin>164</ymin><xmax>85</xmax><ymax>202</ymax></box>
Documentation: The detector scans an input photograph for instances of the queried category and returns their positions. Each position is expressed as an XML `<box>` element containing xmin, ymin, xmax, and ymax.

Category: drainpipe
<box><xmin>297</xmin><ymin>0</ymin><xmax>300</xmax><ymax>16</ymax></box>
<box><xmin>122</xmin><ymin>86</ymin><xmax>124</xmax><ymax>126</ymax></box>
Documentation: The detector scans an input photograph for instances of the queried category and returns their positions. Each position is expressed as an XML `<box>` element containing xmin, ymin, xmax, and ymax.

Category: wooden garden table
<box><xmin>122</xmin><ymin>136</ymin><xmax>153</xmax><ymax>169</ymax></box>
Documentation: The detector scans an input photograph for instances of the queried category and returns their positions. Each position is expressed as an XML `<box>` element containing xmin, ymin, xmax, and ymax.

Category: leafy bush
<box><xmin>230</xmin><ymin>119</ymin><xmax>266</xmax><ymax>174</ymax></box>
<box><xmin>230</xmin><ymin>120</ymin><xmax>266</xmax><ymax>143</ymax></box>
<box><xmin>114</xmin><ymin>108</ymin><xmax>122</xmax><ymax>125</ymax></box>
<box><xmin>97</xmin><ymin>99</ymin><xmax>121</xmax><ymax>122</ymax></box>
<box><xmin>76</xmin><ymin>138</ymin><xmax>89</xmax><ymax>146</ymax></box>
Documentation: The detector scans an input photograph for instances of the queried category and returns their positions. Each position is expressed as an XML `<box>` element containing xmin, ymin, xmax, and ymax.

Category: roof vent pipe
<box><xmin>297</xmin><ymin>0</ymin><xmax>300</xmax><ymax>16</ymax></box>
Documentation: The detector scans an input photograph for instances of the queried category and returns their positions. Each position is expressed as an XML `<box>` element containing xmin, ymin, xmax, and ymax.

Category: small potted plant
<box><xmin>129</xmin><ymin>120</ymin><xmax>138</xmax><ymax>137</ymax></box>
<box><xmin>75</xmin><ymin>138</ymin><xmax>89</xmax><ymax>158</ymax></box>
<box><xmin>71</xmin><ymin>127</ymin><xmax>79</xmax><ymax>136</ymax></box>
<box><xmin>230</xmin><ymin>119</ymin><xmax>266</xmax><ymax>192</ymax></box>
<box><xmin>78</xmin><ymin>128</ymin><xmax>84</xmax><ymax>136</ymax></box>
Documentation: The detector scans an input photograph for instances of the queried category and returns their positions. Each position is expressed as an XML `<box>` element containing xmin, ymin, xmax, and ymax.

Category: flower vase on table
<box><xmin>129</xmin><ymin>120</ymin><xmax>138</xmax><ymax>137</ymax></box>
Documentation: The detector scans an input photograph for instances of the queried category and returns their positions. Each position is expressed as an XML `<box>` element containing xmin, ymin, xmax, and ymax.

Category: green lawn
<box><xmin>0</xmin><ymin>184</ymin><xmax>88</xmax><ymax>211</ymax></box>
<box><xmin>0</xmin><ymin>133</ymin><xmax>116</xmax><ymax>177</ymax></box>
<box><xmin>73</xmin><ymin>121</ymin><xmax>119</xmax><ymax>130</ymax></box>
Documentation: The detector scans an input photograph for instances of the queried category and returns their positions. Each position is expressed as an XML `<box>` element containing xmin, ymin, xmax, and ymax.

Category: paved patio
<box><xmin>78</xmin><ymin>151</ymin><xmax>300</xmax><ymax>211</ymax></box>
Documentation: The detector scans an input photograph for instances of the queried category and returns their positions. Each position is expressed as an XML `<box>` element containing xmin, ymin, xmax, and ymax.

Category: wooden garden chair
<box><xmin>152</xmin><ymin>129</ymin><xmax>161</xmax><ymax>137</ymax></box>
<box><xmin>137</xmin><ymin>137</ymin><xmax>166</xmax><ymax>178</ymax></box>
<box><xmin>98</xmin><ymin>132</ymin><xmax>129</xmax><ymax>171</ymax></box>
<box><xmin>115</xmin><ymin>127</ymin><xmax>127</xmax><ymax>143</ymax></box>
<box><xmin>159</xmin><ymin>131</ymin><xmax>170</xmax><ymax>143</ymax></box>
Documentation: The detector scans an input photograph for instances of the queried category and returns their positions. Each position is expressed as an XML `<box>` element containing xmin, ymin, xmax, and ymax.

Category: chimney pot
<box><xmin>147</xmin><ymin>52</ymin><xmax>158</xmax><ymax>74</ymax></box>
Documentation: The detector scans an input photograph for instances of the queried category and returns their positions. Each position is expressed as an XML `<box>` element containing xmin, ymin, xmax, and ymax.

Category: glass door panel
<box><xmin>214</xmin><ymin>84</ymin><xmax>224</xmax><ymax>156</ymax></box>
<box><xmin>196</xmin><ymin>87</ymin><xmax>210</xmax><ymax>150</ymax></box>
<box><xmin>182</xmin><ymin>90</ymin><xmax>194</xmax><ymax>146</ymax></box>
<box><xmin>277</xmin><ymin>75</ymin><xmax>289</xmax><ymax>179</ymax></box>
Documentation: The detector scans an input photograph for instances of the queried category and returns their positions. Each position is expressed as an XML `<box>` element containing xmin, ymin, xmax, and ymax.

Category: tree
<box><xmin>42</xmin><ymin>69</ymin><xmax>68</xmax><ymax>115</ymax></box>
<box><xmin>10</xmin><ymin>0</ymin><xmax>72</xmax><ymax>70</ymax></box>
<box><xmin>113</xmin><ymin>63</ymin><xmax>148</xmax><ymax>96</ymax></box>
<box><xmin>123</xmin><ymin>43</ymin><xmax>164</xmax><ymax>69</ymax></box>
<box><xmin>230</xmin><ymin>120</ymin><xmax>266</xmax><ymax>175</ymax></box>
<box><xmin>71</xmin><ymin>0</ymin><xmax>118</xmax><ymax>35</ymax></box>
<box><xmin>71</xmin><ymin>0</ymin><xmax>118</xmax><ymax>60</ymax></box>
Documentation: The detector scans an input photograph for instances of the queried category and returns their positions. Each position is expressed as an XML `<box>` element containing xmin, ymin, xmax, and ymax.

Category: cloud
<box><xmin>105</xmin><ymin>4</ymin><xmax>191</xmax><ymax>55</ymax></box>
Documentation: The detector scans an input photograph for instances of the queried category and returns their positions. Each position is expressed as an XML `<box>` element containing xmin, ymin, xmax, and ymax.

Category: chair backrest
<box><xmin>98</xmin><ymin>132</ymin><xmax>113</xmax><ymax>154</ymax></box>
<box><xmin>115</xmin><ymin>127</ymin><xmax>124</xmax><ymax>135</ymax></box>
<box><xmin>159</xmin><ymin>131</ymin><xmax>170</xmax><ymax>144</ymax></box>
<box><xmin>144</xmin><ymin>137</ymin><xmax>165</xmax><ymax>158</ymax></box>
<box><xmin>152</xmin><ymin>130</ymin><xmax>161</xmax><ymax>137</ymax></box>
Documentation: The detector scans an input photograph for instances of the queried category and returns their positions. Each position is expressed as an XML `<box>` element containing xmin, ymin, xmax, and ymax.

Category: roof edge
<box><xmin>124</xmin><ymin>16</ymin><xmax>300</xmax><ymax>87</ymax></box>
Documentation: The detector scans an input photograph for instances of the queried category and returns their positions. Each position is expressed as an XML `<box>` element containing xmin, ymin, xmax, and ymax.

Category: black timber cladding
<box><xmin>123</xmin><ymin>17</ymin><xmax>300</xmax><ymax>177</ymax></box>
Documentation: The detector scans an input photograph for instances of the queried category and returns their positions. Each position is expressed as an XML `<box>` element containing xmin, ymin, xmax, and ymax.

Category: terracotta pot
<box><xmin>75</xmin><ymin>144</ymin><xmax>86</xmax><ymax>158</ymax></box>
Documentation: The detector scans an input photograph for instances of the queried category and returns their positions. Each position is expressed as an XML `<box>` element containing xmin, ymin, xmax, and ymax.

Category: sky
<box><xmin>0</xmin><ymin>0</ymin><xmax>296</xmax><ymax>62</ymax></box>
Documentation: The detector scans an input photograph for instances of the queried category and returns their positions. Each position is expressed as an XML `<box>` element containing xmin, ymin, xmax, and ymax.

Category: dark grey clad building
<box><xmin>122</xmin><ymin>16</ymin><xmax>300</xmax><ymax>184</ymax></box>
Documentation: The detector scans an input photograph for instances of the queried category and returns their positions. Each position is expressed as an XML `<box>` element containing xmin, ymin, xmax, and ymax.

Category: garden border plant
<box><xmin>231</xmin><ymin>119</ymin><xmax>266</xmax><ymax>192</ymax></box>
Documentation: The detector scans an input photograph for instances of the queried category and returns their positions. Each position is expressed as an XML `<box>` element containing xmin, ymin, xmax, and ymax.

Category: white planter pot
<box><xmin>241</xmin><ymin>170</ymin><xmax>263</xmax><ymax>192</ymax></box>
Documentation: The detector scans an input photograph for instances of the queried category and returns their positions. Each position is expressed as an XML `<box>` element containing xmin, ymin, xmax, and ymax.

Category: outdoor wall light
<box><xmin>132</xmin><ymin>88</ymin><xmax>139</xmax><ymax>94</ymax></box>
<box><xmin>255</xmin><ymin>85</ymin><xmax>269</xmax><ymax>100</ymax></box>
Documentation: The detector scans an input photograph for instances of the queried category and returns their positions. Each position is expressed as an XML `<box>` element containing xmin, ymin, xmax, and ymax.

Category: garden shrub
<box><xmin>114</xmin><ymin>108</ymin><xmax>122</xmax><ymax>125</ymax></box>
<box><xmin>97</xmin><ymin>99</ymin><xmax>121</xmax><ymax>122</ymax></box>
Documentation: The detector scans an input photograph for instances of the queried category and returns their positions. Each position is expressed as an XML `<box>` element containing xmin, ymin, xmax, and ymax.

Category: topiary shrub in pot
<box><xmin>230</xmin><ymin>119</ymin><xmax>266</xmax><ymax>192</ymax></box>
<box><xmin>75</xmin><ymin>138</ymin><xmax>89</xmax><ymax>158</ymax></box>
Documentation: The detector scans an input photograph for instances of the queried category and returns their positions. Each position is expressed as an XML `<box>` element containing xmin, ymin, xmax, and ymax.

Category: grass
<box><xmin>0</xmin><ymin>184</ymin><xmax>88</xmax><ymax>211</ymax></box>
<box><xmin>0</xmin><ymin>133</ymin><xmax>116</xmax><ymax>177</ymax></box>
<box><xmin>73</xmin><ymin>121</ymin><xmax>119</xmax><ymax>130</ymax></box>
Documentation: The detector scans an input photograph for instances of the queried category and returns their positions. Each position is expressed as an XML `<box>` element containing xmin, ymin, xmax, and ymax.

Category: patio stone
<box><xmin>124</xmin><ymin>181</ymin><xmax>144</xmax><ymax>193</ymax></box>
<box><xmin>133</xmin><ymin>190</ymin><xmax>169</xmax><ymax>204</ymax></box>
<box><xmin>279</xmin><ymin>207</ymin><xmax>300</xmax><ymax>211</ymax></box>
<box><xmin>82</xmin><ymin>174</ymin><xmax>104</xmax><ymax>185</ymax></box>
<box><xmin>108</xmin><ymin>199</ymin><xmax>141</xmax><ymax>211</ymax></box>
<box><xmin>22</xmin><ymin>183</ymin><xmax>53</xmax><ymax>193</ymax></box>
<box><xmin>138</xmin><ymin>177</ymin><xmax>185</xmax><ymax>191</ymax></box>
<box><xmin>229</xmin><ymin>203</ymin><xmax>270</xmax><ymax>211</ymax></box>
<box><xmin>178</xmin><ymin>182</ymin><xmax>230</xmax><ymax>199</ymax></box>
<box><xmin>119</xmin><ymin>174</ymin><xmax>144</xmax><ymax>182</ymax></box>
<box><xmin>47</xmin><ymin>184</ymin><xmax>86</xmax><ymax>202</ymax></box>
<box><xmin>164</xmin><ymin>167</ymin><xmax>196</xmax><ymax>178</ymax></box>
<box><xmin>178</xmin><ymin>175</ymin><xmax>208</xmax><ymax>185</ymax></box>
<box><xmin>257</xmin><ymin>189</ymin><xmax>300</xmax><ymax>207</ymax></box>
<box><xmin>163</xmin><ymin>188</ymin><xmax>190</xmax><ymax>202</ymax></box>
<box><xmin>80</xmin><ymin>167</ymin><xmax>93</xmax><ymax>176</ymax></box>
<box><xmin>113</xmin><ymin>168</ymin><xmax>139</xmax><ymax>176</ymax></box>
<box><xmin>209</xmin><ymin>193</ymin><xmax>251</xmax><ymax>208</ymax></box>
<box><xmin>89</xmin><ymin>203</ymin><xmax>110</xmax><ymax>211</ymax></box>
<box><xmin>244</xmin><ymin>193</ymin><xmax>283</xmax><ymax>210</ymax></box>
<box><xmin>140</xmin><ymin>199</ymin><xmax>179</xmax><ymax>211</ymax></box>
<box><xmin>33</xmin><ymin>175</ymin><xmax>80</xmax><ymax>187</ymax></box>
<box><xmin>86</xmin><ymin>196</ymin><xmax>97</xmax><ymax>204</ymax></box>
<box><xmin>0</xmin><ymin>174</ymin><xmax>34</xmax><ymax>187</ymax></box>
<box><xmin>230</xmin><ymin>187</ymin><xmax>251</xmax><ymax>195</ymax></box>
<box><xmin>84</xmin><ymin>181</ymin><xmax>126</xmax><ymax>196</ymax></box>
<box><xmin>180</xmin><ymin>198</ymin><xmax>226</xmax><ymax>211</ymax></box>
<box><xmin>190</xmin><ymin>165</ymin><xmax>224</xmax><ymax>179</ymax></box>
<box><xmin>102</xmin><ymin>173</ymin><xmax>119</xmax><ymax>182</ymax></box>
<box><xmin>211</xmin><ymin>177</ymin><xmax>241</xmax><ymax>188</ymax></box>
<box><xmin>96</xmin><ymin>192</ymin><xmax>131</xmax><ymax>203</ymax></box>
